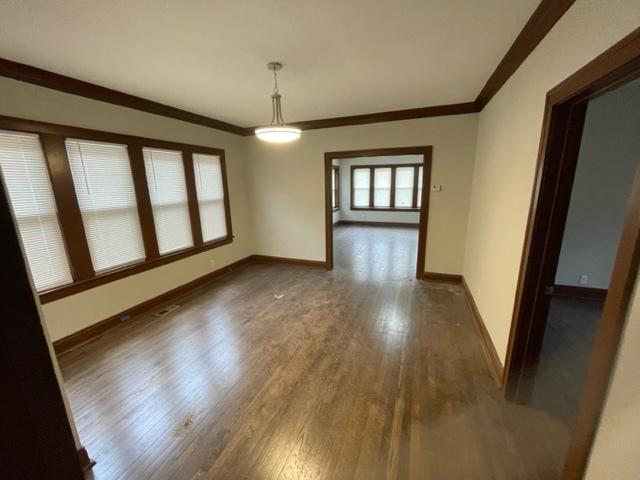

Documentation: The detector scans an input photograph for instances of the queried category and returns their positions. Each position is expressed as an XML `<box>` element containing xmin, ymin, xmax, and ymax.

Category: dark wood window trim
<box><xmin>0</xmin><ymin>114</ymin><xmax>233</xmax><ymax>304</ymax></box>
<box><xmin>350</xmin><ymin>163</ymin><xmax>422</xmax><ymax>212</ymax></box>
<box><xmin>332</xmin><ymin>166</ymin><xmax>340</xmax><ymax>211</ymax></box>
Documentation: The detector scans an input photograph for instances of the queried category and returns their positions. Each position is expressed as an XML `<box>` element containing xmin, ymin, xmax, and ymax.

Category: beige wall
<box><xmin>0</xmin><ymin>76</ymin><xmax>255</xmax><ymax>341</ymax></box>
<box><xmin>247</xmin><ymin>114</ymin><xmax>478</xmax><ymax>275</ymax></box>
<box><xmin>462</xmin><ymin>0</ymin><xmax>640</xmax><ymax>364</ymax></box>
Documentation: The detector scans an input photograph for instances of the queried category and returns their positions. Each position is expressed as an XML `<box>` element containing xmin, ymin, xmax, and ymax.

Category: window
<box><xmin>193</xmin><ymin>153</ymin><xmax>227</xmax><ymax>242</ymax></box>
<box><xmin>143</xmin><ymin>147</ymin><xmax>193</xmax><ymax>254</ymax></box>
<box><xmin>332</xmin><ymin>166</ymin><xmax>339</xmax><ymax>210</ymax></box>
<box><xmin>395</xmin><ymin>166</ymin><xmax>415</xmax><ymax>207</ymax></box>
<box><xmin>351</xmin><ymin>164</ymin><xmax>423</xmax><ymax>210</ymax></box>
<box><xmin>352</xmin><ymin>168</ymin><xmax>370</xmax><ymax>207</ymax></box>
<box><xmin>0</xmin><ymin>130</ymin><xmax>72</xmax><ymax>291</ymax></box>
<box><xmin>373</xmin><ymin>167</ymin><xmax>392</xmax><ymax>207</ymax></box>
<box><xmin>66</xmin><ymin>139</ymin><xmax>145</xmax><ymax>272</ymax></box>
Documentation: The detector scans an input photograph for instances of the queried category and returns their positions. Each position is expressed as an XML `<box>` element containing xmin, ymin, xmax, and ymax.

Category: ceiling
<box><xmin>0</xmin><ymin>0</ymin><xmax>539</xmax><ymax>127</ymax></box>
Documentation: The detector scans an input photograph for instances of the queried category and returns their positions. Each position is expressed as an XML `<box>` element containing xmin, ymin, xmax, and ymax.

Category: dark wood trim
<box><xmin>182</xmin><ymin>148</ymin><xmax>204</xmax><ymax>246</ymax></box>
<box><xmin>0</xmin><ymin>114</ymin><xmax>226</xmax><ymax>156</ymax></box>
<box><xmin>0</xmin><ymin>176</ymin><xmax>84</xmax><ymax>480</ymax></box>
<box><xmin>422</xmin><ymin>272</ymin><xmax>462</xmax><ymax>282</ymax></box>
<box><xmin>39</xmin><ymin>134</ymin><xmax>95</xmax><ymax>281</ymax></box>
<box><xmin>39</xmin><ymin>236</ymin><xmax>233</xmax><ymax>304</ymax></box>
<box><xmin>0</xmin><ymin>57</ymin><xmax>245</xmax><ymax>135</ymax></box>
<box><xmin>552</xmin><ymin>284</ymin><xmax>608</xmax><ymax>301</ymax></box>
<box><xmin>77</xmin><ymin>447</ymin><xmax>96</xmax><ymax>473</ymax></box>
<box><xmin>332</xmin><ymin>165</ymin><xmax>340</xmax><ymax>211</ymax></box>
<box><xmin>53</xmin><ymin>255</ymin><xmax>254</xmax><ymax>355</ymax></box>
<box><xmin>218</xmin><ymin>151</ymin><xmax>234</xmax><ymax>240</ymax></box>
<box><xmin>325</xmin><ymin>147</ymin><xmax>432</xmax><ymax>278</ymax></box>
<box><xmin>498</xmin><ymin>26</ymin><xmax>640</xmax><ymax>480</ymax></box>
<box><xmin>127</xmin><ymin>145</ymin><xmax>160</xmax><ymax>260</ymax></box>
<box><xmin>336</xmin><ymin>220</ymin><xmax>418</xmax><ymax>228</ymax></box>
<box><xmin>251</xmin><ymin>255</ymin><xmax>328</xmax><ymax>269</ymax></box>
<box><xmin>462</xmin><ymin>277</ymin><xmax>504</xmax><ymax>386</ymax></box>
<box><xmin>475</xmin><ymin>0</ymin><xmax>576</xmax><ymax>109</ymax></box>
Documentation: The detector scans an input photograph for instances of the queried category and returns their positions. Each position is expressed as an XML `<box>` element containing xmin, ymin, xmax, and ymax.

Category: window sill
<box><xmin>39</xmin><ymin>236</ymin><xmax>234</xmax><ymax>304</ymax></box>
<box><xmin>350</xmin><ymin>207</ymin><xmax>420</xmax><ymax>212</ymax></box>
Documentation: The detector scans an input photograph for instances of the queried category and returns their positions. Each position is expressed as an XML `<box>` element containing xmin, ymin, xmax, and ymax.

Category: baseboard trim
<box><xmin>461</xmin><ymin>277</ymin><xmax>504</xmax><ymax>386</ymax></box>
<box><xmin>335</xmin><ymin>220</ymin><xmax>419</xmax><ymax>228</ymax></box>
<box><xmin>422</xmin><ymin>272</ymin><xmax>463</xmax><ymax>283</ymax></box>
<box><xmin>251</xmin><ymin>254</ymin><xmax>329</xmax><ymax>269</ymax></box>
<box><xmin>53</xmin><ymin>256</ymin><xmax>254</xmax><ymax>355</ymax></box>
<box><xmin>77</xmin><ymin>446</ymin><xmax>95</xmax><ymax>472</ymax></box>
<box><xmin>552</xmin><ymin>284</ymin><xmax>608</xmax><ymax>301</ymax></box>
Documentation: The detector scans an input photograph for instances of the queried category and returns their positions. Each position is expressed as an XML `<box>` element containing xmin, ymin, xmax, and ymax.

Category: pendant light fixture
<box><xmin>255</xmin><ymin>62</ymin><xmax>301</xmax><ymax>143</ymax></box>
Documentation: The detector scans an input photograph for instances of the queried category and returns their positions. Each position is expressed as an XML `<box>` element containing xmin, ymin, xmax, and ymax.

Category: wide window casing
<box><xmin>66</xmin><ymin>139</ymin><xmax>145</xmax><ymax>272</ymax></box>
<box><xmin>193</xmin><ymin>153</ymin><xmax>227</xmax><ymax>242</ymax></box>
<box><xmin>0</xmin><ymin>115</ymin><xmax>233</xmax><ymax>303</ymax></box>
<box><xmin>0</xmin><ymin>130</ymin><xmax>73</xmax><ymax>291</ymax></box>
<box><xmin>350</xmin><ymin>164</ymin><xmax>423</xmax><ymax>211</ymax></box>
<box><xmin>143</xmin><ymin>148</ymin><xmax>194</xmax><ymax>254</ymax></box>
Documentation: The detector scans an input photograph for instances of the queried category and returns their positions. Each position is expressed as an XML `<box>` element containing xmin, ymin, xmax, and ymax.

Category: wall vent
<box><xmin>154</xmin><ymin>304</ymin><xmax>181</xmax><ymax>317</ymax></box>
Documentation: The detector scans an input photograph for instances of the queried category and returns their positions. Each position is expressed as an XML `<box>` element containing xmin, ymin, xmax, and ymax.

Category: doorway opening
<box><xmin>324</xmin><ymin>147</ymin><xmax>432</xmax><ymax>279</ymax></box>
<box><xmin>503</xmin><ymin>30</ymin><xmax>640</xmax><ymax>480</ymax></box>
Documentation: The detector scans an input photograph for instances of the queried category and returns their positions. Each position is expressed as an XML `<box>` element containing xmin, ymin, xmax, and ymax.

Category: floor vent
<box><xmin>154</xmin><ymin>304</ymin><xmax>181</xmax><ymax>317</ymax></box>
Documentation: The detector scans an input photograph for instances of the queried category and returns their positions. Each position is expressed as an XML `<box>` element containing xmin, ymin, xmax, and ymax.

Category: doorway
<box><xmin>503</xmin><ymin>29</ymin><xmax>640</xmax><ymax>480</ymax></box>
<box><xmin>324</xmin><ymin>147</ymin><xmax>432</xmax><ymax>278</ymax></box>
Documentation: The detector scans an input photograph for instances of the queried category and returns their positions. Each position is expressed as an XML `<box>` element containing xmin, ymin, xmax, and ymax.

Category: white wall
<box><xmin>248</xmin><ymin>114</ymin><xmax>478</xmax><ymax>275</ymax></box>
<box><xmin>555</xmin><ymin>78</ymin><xmax>640</xmax><ymax>288</ymax></box>
<box><xmin>0</xmin><ymin>76</ymin><xmax>255</xmax><ymax>341</ymax></box>
<box><xmin>462</xmin><ymin>0</ymin><xmax>640</xmax><ymax>364</ymax></box>
<box><xmin>337</xmin><ymin>155</ymin><xmax>421</xmax><ymax>224</ymax></box>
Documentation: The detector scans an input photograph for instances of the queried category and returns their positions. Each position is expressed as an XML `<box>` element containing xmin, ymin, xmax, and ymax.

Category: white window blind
<box><xmin>353</xmin><ymin>168</ymin><xmax>370</xmax><ymax>207</ymax></box>
<box><xmin>193</xmin><ymin>153</ymin><xmax>227</xmax><ymax>243</ymax></box>
<box><xmin>373</xmin><ymin>167</ymin><xmax>392</xmax><ymax>207</ymax></box>
<box><xmin>417</xmin><ymin>166</ymin><xmax>424</xmax><ymax>208</ymax></box>
<box><xmin>395</xmin><ymin>167</ymin><xmax>415</xmax><ymax>208</ymax></box>
<box><xmin>66</xmin><ymin>139</ymin><xmax>145</xmax><ymax>272</ymax></box>
<box><xmin>0</xmin><ymin>130</ymin><xmax>72</xmax><ymax>291</ymax></box>
<box><xmin>143</xmin><ymin>148</ymin><xmax>193</xmax><ymax>254</ymax></box>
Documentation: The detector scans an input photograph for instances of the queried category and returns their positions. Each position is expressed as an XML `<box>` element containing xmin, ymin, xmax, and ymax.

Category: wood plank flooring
<box><xmin>60</xmin><ymin>225</ymin><xmax>568</xmax><ymax>479</ymax></box>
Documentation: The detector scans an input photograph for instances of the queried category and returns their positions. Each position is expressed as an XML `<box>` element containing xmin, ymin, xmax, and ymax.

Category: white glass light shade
<box><xmin>255</xmin><ymin>125</ymin><xmax>301</xmax><ymax>143</ymax></box>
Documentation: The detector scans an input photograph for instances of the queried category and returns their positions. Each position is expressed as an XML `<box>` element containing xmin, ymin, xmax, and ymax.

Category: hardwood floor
<box><xmin>60</xmin><ymin>225</ymin><xmax>568</xmax><ymax>479</ymax></box>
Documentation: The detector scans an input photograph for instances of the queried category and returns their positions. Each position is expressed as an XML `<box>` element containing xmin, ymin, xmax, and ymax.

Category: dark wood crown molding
<box><xmin>0</xmin><ymin>57</ymin><xmax>246</xmax><ymax>136</ymax></box>
<box><xmin>0</xmin><ymin>1</ymin><xmax>576</xmax><ymax>134</ymax></box>
<box><xmin>475</xmin><ymin>0</ymin><xmax>576</xmax><ymax>109</ymax></box>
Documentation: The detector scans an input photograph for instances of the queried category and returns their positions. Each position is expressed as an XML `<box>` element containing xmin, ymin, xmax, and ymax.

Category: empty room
<box><xmin>1</xmin><ymin>1</ymin><xmax>639</xmax><ymax>480</ymax></box>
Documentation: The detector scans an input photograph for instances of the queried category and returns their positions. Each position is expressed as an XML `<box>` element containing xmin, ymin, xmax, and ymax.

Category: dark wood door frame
<box><xmin>502</xmin><ymin>27</ymin><xmax>640</xmax><ymax>480</ymax></box>
<box><xmin>324</xmin><ymin>146</ymin><xmax>432</xmax><ymax>278</ymax></box>
<box><xmin>0</xmin><ymin>179</ymin><xmax>85</xmax><ymax>479</ymax></box>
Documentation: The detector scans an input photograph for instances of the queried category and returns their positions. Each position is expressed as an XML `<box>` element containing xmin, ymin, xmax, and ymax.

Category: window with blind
<box><xmin>0</xmin><ymin>130</ymin><xmax>73</xmax><ymax>291</ymax></box>
<box><xmin>193</xmin><ymin>153</ymin><xmax>227</xmax><ymax>243</ymax></box>
<box><xmin>332</xmin><ymin>166</ymin><xmax>339</xmax><ymax>210</ymax></box>
<box><xmin>66</xmin><ymin>139</ymin><xmax>145</xmax><ymax>272</ymax></box>
<box><xmin>351</xmin><ymin>164</ymin><xmax>423</xmax><ymax>210</ymax></box>
<box><xmin>395</xmin><ymin>167</ymin><xmax>415</xmax><ymax>208</ymax></box>
<box><xmin>373</xmin><ymin>167</ymin><xmax>392</xmax><ymax>207</ymax></box>
<box><xmin>352</xmin><ymin>168</ymin><xmax>370</xmax><ymax>207</ymax></box>
<box><xmin>143</xmin><ymin>147</ymin><xmax>193</xmax><ymax>254</ymax></box>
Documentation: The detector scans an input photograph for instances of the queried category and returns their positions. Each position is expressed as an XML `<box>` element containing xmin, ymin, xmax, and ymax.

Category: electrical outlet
<box><xmin>579</xmin><ymin>275</ymin><xmax>588</xmax><ymax>285</ymax></box>
<box><xmin>431</xmin><ymin>184</ymin><xmax>442</xmax><ymax>192</ymax></box>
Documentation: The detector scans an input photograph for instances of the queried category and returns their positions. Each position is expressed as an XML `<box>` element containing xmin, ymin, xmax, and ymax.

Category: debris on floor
<box><xmin>273</xmin><ymin>292</ymin><xmax>285</xmax><ymax>300</ymax></box>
